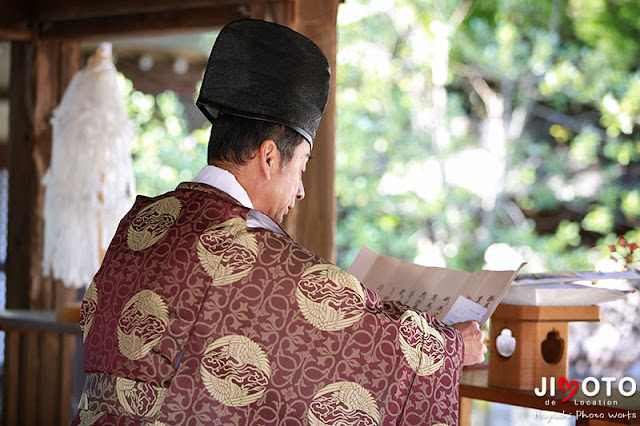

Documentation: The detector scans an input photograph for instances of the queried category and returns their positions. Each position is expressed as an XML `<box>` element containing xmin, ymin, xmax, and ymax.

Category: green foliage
<box><xmin>336</xmin><ymin>0</ymin><xmax>640</xmax><ymax>272</ymax></box>
<box><xmin>117</xmin><ymin>73</ymin><xmax>209</xmax><ymax>196</ymax></box>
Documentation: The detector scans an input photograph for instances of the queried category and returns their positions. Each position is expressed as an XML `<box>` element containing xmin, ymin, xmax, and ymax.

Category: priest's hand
<box><xmin>451</xmin><ymin>320</ymin><xmax>487</xmax><ymax>366</ymax></box>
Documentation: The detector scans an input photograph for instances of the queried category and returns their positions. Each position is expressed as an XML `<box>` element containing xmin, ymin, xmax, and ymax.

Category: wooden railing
<box><xmin>1</xmin><ymin>310</ymin><xmax>81</xmax><ymax>426</ymax></box>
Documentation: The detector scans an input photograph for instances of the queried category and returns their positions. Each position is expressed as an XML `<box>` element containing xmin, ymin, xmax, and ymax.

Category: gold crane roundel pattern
<box><xmin>296</xmin><ymin>264</ymin><xmax>365</xmax><ymax>332</ymax></box>
<box><xmin>200</xmin><ymin>335</ymin><xmax>271</xmax><ymax>407</ymax></box>
<box><xmin>307</xmin><ymin>381</ymin><xmax>381</xmax><ymax>425</ymax></box>
<box><xmin>127</xmin><ymin>196</ymin><xmax>182</xmax><ymax>251</ymax></box>
<box><xmin>80</xmin><ymin>280</ymin><xmax>98</xmax><ymax>342</ymax></box>
<box><xmin>78</xmin><ymin>409</ymin><xmax>105</xmax><ymax>425</ymax></box>
<box><xmin>197</xmin><ymin>217</ymin><xmax>259</xmax><ymax>286</ymax></box>
<box><xmin>116</xmin><ymin>376</ymin><xmax>168</xmax><ymax>418</ymax></box>
<box><xmin>399</xmin><ymin>310</ymin><xmax>446</xmax><ymax>376</ymax></box>
<box><xmin>117</xmin><ymin>290</ymin><xmax>169</xmax><ymax>360</ymax></box>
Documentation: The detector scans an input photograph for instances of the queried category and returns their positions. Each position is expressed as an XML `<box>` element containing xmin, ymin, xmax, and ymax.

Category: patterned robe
<box><xmin>73</xmin><ymin>182</ymin><xmax>463</xmax><ymax>425</ymax></box>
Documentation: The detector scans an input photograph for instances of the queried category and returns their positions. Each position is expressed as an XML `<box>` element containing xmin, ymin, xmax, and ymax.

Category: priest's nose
<box><xmin>296</xmin><ymin>181</ymin><xmax>305</xmax><ymax>200</ymax></box>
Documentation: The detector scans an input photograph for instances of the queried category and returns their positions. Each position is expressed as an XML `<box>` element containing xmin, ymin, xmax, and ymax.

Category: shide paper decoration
<box><xmin>42</xmin><ymin>43</ymin><xmax>136</xmax><ymax>288</ymax></box>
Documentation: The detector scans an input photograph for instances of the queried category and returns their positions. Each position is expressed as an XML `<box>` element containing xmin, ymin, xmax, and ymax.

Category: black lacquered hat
<box><xmin>196</xmin><ymin>19</ymin><xmax>331</xmax><ymax>147</ymax></box>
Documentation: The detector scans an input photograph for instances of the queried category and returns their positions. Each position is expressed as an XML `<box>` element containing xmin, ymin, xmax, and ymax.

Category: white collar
<box><xmin>193</xmin><ymin>165</ymin><xmax>254</xmax><ymax>208</ymax></box>
<box><xmin>192</xmin><ymin>165</ymin><xmax>285</xmax><ymax>235</ymax></box>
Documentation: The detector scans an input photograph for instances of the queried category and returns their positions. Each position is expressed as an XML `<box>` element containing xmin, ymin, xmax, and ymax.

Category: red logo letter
<box><xmin>559</xmin><ymin>376</ymin><xmax>578</xmax><ymax>402</ymax></box>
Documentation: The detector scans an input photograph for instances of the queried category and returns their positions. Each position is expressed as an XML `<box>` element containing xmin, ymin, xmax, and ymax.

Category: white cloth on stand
<box><xmin>42</xmin><ymin>43</ymin><xmax>136</xmax><ymax>288</ymax></box>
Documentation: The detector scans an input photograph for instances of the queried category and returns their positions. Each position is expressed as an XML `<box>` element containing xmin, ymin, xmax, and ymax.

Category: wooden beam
<box><xmin>116</xmin><ymin>56</ymin><xmax>207</xmax><ymax>96</ymax></box>
<box><xmin>34</xmin><ymin>0</ymin><xmax>270</xmax><ymax>22</ymax></box>
<box><xmin>0</xmin><ymin>143</ymin><xmax>9</xmax><ymax>168</ymax></box>
<box><xmin>0</xmin><ymin>1</ymin><xmax>32</xmax><ymax>40</ymax></box>
<box><xmin>0</xmin><ymin>29</ymin><xmax>33</xmax><ymax>41</ymax></box>
<box><xmin>38</xmin><ymin>4</ymin><xmax>250</xmax><ymax>40</ymax></box>
<box><xmin>0</xmin><ymin>0</ymin><xmax>269</xmax><ymax>40</ymax></box>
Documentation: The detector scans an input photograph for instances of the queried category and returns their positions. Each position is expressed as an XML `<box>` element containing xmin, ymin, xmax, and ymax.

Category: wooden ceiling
<box><xmin>0</xmin><ymin>0</ymin><xmax>285</xmax><ymax>40</ymax></box>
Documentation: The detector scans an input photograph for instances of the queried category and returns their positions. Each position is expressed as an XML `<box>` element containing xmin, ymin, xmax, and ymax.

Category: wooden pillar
<box><xmin>6</xmin><ymin>39</ymin><xmax>80</xmax><ymax>426</ymax></box>
<box><xmin>273</xmin><ymin>0</ymin><xmax>340</xmax><ymax>263</ymax></box>
<box><xmin>459</xmin><ymin>396</ymin><xmax>472</xmax><ymax>426</ymax></box>
<box><xmin>7</xmin><ymin>40</ymin><xmax>80</xmax><ymax>310</ymax></box>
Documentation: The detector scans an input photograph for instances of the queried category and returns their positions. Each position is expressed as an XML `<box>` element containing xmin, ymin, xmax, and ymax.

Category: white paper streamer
<box><xmin>42</xmin><ymin>43</ymin><xmax>136</xmax><ymax>288</ymax></box>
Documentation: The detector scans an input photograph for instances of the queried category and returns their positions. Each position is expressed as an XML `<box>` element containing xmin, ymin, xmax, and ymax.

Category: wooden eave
<box><xmin>0</xmin><ymin>0</ymin><xmax>281</xmax><ymax>40</ymax></box>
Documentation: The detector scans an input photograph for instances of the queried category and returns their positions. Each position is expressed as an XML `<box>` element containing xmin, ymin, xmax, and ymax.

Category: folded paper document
<box><xmin>502</xmin><ymin>282</ymin><xmax>635</xmax><ymax>306</ymax></box>
<box><xmin>348</xmin><ymin>246</ymin><xmax>524</xmax><ymax>325</ymax></box>
<box><xmin>514</xmin><ymin>270</ymin><xmax>640</xmax><ymax>285</ymax></box>
<box><xmin>503</xmin><ymin>270</ymin><xmax>639</xmax><ymax>306</ymax></box>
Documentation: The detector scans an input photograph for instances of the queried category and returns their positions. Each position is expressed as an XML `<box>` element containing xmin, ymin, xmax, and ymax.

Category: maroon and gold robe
<box><xmin>73</xmin><ymin>182</ymin><xmax>463</xmax><ymax>425</ymax></box>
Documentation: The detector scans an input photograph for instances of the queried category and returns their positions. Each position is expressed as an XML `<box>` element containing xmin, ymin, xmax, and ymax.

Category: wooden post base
<box><xmin>488</xmin><ymin>304</ymin><xmax>600</xmax><ymax>390</ymax></box>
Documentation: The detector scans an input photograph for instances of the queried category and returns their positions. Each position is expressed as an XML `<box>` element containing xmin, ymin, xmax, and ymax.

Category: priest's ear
<box><xmin>257</xmin><ymin>139</ymin><xmax>280</xmax><ymax>180</ymax></box>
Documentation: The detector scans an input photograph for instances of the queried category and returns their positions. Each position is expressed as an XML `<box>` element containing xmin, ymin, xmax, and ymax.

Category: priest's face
<box><xmin>267</xmin><ymin>141</ymin><xmax>310</xmax><ymax>223</ymax></box>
